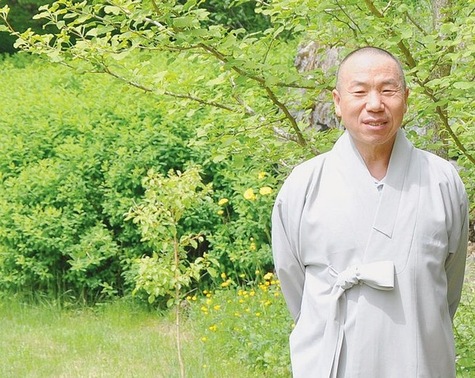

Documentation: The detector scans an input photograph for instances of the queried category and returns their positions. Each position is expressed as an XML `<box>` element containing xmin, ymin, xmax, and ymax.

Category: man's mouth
<box><xmin>364</xmin><ymin>120</ymin><xmax>387</xmax><ymax>127</ymax></box>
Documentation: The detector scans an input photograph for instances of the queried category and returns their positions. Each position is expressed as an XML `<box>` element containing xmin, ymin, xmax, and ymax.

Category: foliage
<box><xmin>0</xmin><ymin>55</ymin><xmax>192</xmax><ymax>300</ymax></box>
<box><xmin>125</xmin><ymin>166</ymin><xmax>222</xmax><ymax>377</ymax></box>
<box><xmin>0</xmin><ymin>0</ymin><xmax>474</xmax><ymax>302</ymax></box>
<box><xmin>0</xmin><ymin>53</ymin><xmax>286</xmax><ymax>301</ymax></box>
<box><xmin>188</xmin><ymin>271</ymin><xmax>292</xmax><ymax>376</ymax></box>
<box><xmin>1</xmin><ymin>0</ymin><xmax>473</xmax><ymax>209</ymax></box>
<box><xmin>184</xmin><ymin>0</ymin><xmax>271</xmax><ymax>33</ymax></box>
<box><xmin>125</xmin><ymin>166</ymin><xmax>217</xmax><ymax>306</ymax></box>
<box><xmin>0</xmin><ymin>0</ymin><xmax>55</xmax><ymax>53</ymax></box>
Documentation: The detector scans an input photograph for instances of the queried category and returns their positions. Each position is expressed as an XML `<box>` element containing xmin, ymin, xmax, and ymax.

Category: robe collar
<box><xmin>333</xmin><ymin>129</ymin><xmax>415</xmax><ymax>238</ymax></box>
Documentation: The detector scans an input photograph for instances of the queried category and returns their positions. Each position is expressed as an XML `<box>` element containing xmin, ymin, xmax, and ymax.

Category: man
<box><xmin>272</xmin><ymin>47</ymin><xmax>468</xmax><ymax>378</ymax></box>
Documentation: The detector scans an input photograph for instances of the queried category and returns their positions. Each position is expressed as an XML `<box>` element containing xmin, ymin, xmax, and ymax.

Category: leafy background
<box><xmin>0</xmin><ymin>0</ymin><xmax>474</xmax><ymax>375</ymax></box>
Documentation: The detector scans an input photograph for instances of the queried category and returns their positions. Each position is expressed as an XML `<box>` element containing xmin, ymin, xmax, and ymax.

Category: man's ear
<box><xmin>404</xmin><ymin>87</ymin><xmax>410</xmax><ymax>113</ymax></box>
<box><xmin>332</xmin><ymin>89</ymin><xmax>342</xmax><ymax>117</ymax></box>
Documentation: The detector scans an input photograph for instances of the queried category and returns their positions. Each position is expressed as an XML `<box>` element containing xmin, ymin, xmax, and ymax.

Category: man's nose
<box><xmin>365</xmin><ymin>91</ymin><xmax>384</xmax><ymax>111</ymax></box>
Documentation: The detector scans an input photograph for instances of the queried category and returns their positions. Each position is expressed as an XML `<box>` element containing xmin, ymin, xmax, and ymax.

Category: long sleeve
<box><xmin>272</xmin><ymin>181</ymin><xmax>306</xmax><ymax>322</ymax></box>
<box><xmin>445</xmin><ymin>186</ymin><xmax>469</xmax><ymax>320</ymax></box>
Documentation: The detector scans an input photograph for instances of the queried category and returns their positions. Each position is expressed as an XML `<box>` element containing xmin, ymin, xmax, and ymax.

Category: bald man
<box><xmin>272</xmin><ymin>47</ymin><xmax>468</xmax><ymax>378</ymax></box>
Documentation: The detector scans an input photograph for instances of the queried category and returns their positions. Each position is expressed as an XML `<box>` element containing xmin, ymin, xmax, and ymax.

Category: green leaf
<box><xmin>173</xmin><ymin>16</ymin><xmax>196</xmax><ymax>29</ymax></box>
<box><xmin>453</xmin><ymin>82</ymin><xmax>474</xmax><ymax>90</ymax></box>
<box><xmin>104</xmin><ymin>6</ymin><xmax>121</xmax><ymax>15</ymax></box>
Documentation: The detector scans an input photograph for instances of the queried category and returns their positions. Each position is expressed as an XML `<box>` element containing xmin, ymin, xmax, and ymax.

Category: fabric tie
<box><xmin>321</xmin><ymin>261</ymin><xmax>395</xmax><ymax>378</ymax></box>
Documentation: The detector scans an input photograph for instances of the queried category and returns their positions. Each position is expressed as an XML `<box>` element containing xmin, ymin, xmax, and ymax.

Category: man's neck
<box><xmin>355</xmin><ymin>143</ymin><xmax>394</xmax><ymax>181</ymax></box>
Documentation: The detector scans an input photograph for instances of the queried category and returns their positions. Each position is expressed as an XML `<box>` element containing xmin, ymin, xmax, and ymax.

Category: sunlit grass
<box><xmin>0</xmin><ymin>298</ymin><xmax>258</xmax><ymax>378</ymax></box>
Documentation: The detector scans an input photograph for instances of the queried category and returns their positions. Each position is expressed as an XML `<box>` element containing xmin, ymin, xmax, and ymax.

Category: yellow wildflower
<box><xmin>220</xmin><ymin>272</ymin><xmax>227</xmax><ymax>279</ymax></box>
<box><xmin>259</xmin><ymin>186</ymin><xmax>273</xmax><ymax>195</ymax></box>
<box><xmin>243</xmin><ymin>188</ymin><xmax>256</xmax><ymax>200</ymax></box>
<box><xmin>218</xmin><ymin>198</ymin><xmax>229</xmax><ymax>206</ymax></box>
<box><xmin>213</xmin><ymin>305</ymin><xmax>221</xmax><ymax>311</ymax></box>
<box><xmin>217</xmin><ymin>210</ymin><xmax>224</xmax><ymax>215</ymax></box>
<box><xmin>250</xmin><ymin>242</ymin><xmax>257</xmax><ymax>251</ymax></box>
<box><xmin>209</xmin><ymin>325</ymin><xmax>217</xmax><ymax>332</ymax></box>
<box><xmin>258</xmin><ymin>171</ymin><xmax>267</xmax><ymax>180</ymax></box>
<box><xmin>201</xmin><ymin>337</ymin><xmax>207</xmax><ymax>342</ymax></box>
<box><xmin>263</xmin><ymin>272</ymin><xmax>274</xmax><ymax>281</ymax></box>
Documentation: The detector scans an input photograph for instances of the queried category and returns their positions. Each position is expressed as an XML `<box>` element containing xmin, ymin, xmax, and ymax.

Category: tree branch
<box><xmin>101</xmin><ymin>64</ymin><xmax>237</xmax><ymax>112</ymax></box>
<box><xmin>364</xmin><ymin>0</ymin><xmax>417</xmax><ymax>68</ymax></box>
<box><xmin>414</xmin><ymin>78</ymin><xmax>475</xmax><ymax>164</ymax></box>
<box><xmin>405</xmin><ymin>11</ymin><xmax>427</xmax><ymax>34</ymax></box>
<box><xmin>198</xmin><ymin>42</ymin><xmax>308</xmax><ymax>147</ymax></box>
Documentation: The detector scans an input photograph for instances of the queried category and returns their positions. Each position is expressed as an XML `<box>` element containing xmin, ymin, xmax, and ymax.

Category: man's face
<box><xmin>332</xmin><ymin>53</ymin><xmax>409</xmax><ymax>153</ymax></box>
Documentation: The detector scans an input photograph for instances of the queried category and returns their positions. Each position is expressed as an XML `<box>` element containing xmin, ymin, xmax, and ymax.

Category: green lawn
<box><xmin>0</xmin><ymin>299</ymin><xmax>262</xmax><ymax>378</ymax></box>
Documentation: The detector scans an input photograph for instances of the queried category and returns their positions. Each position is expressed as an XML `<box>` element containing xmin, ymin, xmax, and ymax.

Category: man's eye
<box><xmin>352</xmin><ymin>91</ymin><xmax>366</xmax><ymax>96</ymax></box>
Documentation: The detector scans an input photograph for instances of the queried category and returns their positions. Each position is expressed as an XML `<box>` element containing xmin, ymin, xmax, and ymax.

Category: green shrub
<box><xmin>0</xmin><ymin>54</ymin><xmax>217</xmax><ymax>300</ymax></box>
<box><xmin>0</xmin><ymin>53</ymin><xmax>287</xmax><ymax>302</ymax></box>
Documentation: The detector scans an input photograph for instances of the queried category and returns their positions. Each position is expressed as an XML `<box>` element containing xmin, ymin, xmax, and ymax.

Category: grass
<box><xmin>455</xmin><ymin>255</ymin><xmax>475</xmax><ymax>377</ymax></box>
<box><xmin>0</xmin><ymin>260</ymin><xmax>473</xmax><ymax>378</ymax></box>
<box><xmin>0</xmin><ymin>298</ymin><xmax>259</xmax><ymax>378</ymax></box>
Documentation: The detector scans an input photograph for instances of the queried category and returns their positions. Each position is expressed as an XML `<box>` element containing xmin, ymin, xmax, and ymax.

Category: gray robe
<box><xmin>272</xmin><ymin>130</ymin><xmax>468</xmax><ymax>378</ymax></box>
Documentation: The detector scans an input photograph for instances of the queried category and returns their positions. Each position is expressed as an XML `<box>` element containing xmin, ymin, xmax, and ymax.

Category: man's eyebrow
<box><xmin>348</xmin><ymin>80</ymin><xmax>367</xmax><ymax>87</ymax></box>
<box><xmin>348</xmin><ymin>79</ymin><xmax>401</xmax><ymax>88</ymax></box>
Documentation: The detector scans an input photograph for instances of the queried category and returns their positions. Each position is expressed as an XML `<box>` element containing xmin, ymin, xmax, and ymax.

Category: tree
<box><xmin>0</xmin><ymin>0</ymin><xmax>473</xmax><ymax>220</ymax></box>
<box><xmin>0</xmin><ymin>0</ymin><xmax>55</xmax><ymax>53</ymax></box>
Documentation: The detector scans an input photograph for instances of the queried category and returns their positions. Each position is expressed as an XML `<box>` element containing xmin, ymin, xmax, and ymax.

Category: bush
<box><xmin>0</xmin><ymin>53</ymin><xmax>287</xmax><ymax>302</ymax></box>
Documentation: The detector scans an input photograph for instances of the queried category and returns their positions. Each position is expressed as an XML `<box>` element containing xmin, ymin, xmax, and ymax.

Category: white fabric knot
<box><xmin>335</xmin><ymin>265</ymin><xmax>360</xmax><ymax>290</ymax></box>
<box><xmin>322</xmin><ymin>261</ymin><xmax>395</xmax><ymax>378</ymax></box>
<box><xmin>335</xmin><ymin>261</ymin><xmax>394</xmax><ymax>293</ymax></box>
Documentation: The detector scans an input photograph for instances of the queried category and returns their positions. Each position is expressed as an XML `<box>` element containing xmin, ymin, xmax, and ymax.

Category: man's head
<box><xmin>332</xmin><ymin>47</ymin><xmax>409</xmax><ymax>154</ymax></box>
<box><xmin>335</xmin><ymin>47</ymin><xmax>407</xmax><ymax>91</ymax></box>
